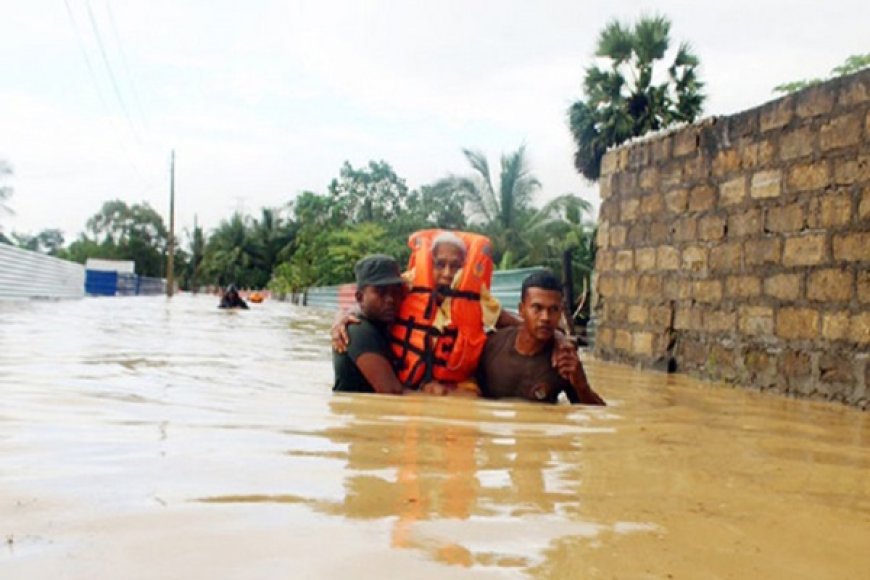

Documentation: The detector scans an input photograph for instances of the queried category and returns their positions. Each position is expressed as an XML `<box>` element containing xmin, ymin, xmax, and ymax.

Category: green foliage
<box><xmin>11</xmin><ymin>229</ymin><xmax>65</xmax><ymax>255</ymax></box>
<box><xmin>269</xmin><ymin>159</ymin><xmax>471</xmax><ymax>293</ymax></box>
<box><xmin>422</xmin><ymin>146</ymin><xmax>598</xmax><ymax>320</ymax></box>
<box><xmin>57</xmin><ymin>200</ymin><xmax>169</xmax><ymax>277</ymax></box>
<box><xmin>197</xmin><ymin>207</ymin><xmax>296</xmax><ymax>290</ymax></box>
<box><xmin>327</xmin><ymin>160</ymin><xmax>410</xmax><ymax>225</ymax></box>
<box><xmin>568</xmin><ymin>14</ymin><xmax>705</xmax><ymax>180</ymax></box>
<box><xmin>25</xmin><ymin>152</ymin><xmax>598</xmax><ymax>300</ymax></box>
<box><xmin>774</xmin><ymin>53</ymin><xmax>870</xmax><ymax>95</ymax></box>
<box><xmin>432</xmin><ymin>146</ymin><xmax>540</xmax><ymax>266</ymax></box>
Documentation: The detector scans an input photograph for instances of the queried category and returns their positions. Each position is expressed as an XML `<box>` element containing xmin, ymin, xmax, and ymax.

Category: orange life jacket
<box><xmin>390</xmin><ymin>230</ymin><xmax>494</xmax><ymax>389</ymax></box>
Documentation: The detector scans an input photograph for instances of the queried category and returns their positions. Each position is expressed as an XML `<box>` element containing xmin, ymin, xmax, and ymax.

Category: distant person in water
<box><xmin>477</xmin><ymin>270</ymin><xmax>605</xmax><ymax>405</ymax></box>
<box><xmin>333</xmin><ymin>254</ymin><xmax>446</xmax><ymax>394</ymax></box>
<box><xmin>218</xmin><ymin>284</ymin><xmax>249</xmax><ymax>309</ymax></box>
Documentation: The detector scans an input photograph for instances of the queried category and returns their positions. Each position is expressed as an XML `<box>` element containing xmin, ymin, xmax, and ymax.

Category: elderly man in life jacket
<box><xmin>332</xmin><ymin>230</ymin><xmax>529</xmax><ymax>396</ymax></box>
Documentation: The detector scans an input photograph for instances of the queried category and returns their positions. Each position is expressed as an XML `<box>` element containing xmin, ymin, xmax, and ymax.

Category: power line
<box><xmin>62</xmin><ymin>0</ymin><xmax>151</xmax><ymax>188</ymax></box>
<box><xmin>105</xmin><ymin>0</ymin><xmax>149</xmax><ymax>130</ymax></box>
<box><xmin>83</xmin><ymin>0</ymin><xmax>141</xmax><ymax>143</ymax></box>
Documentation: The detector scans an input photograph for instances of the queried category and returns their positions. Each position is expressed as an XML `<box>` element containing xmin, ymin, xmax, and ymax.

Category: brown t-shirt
<box><xmin>477</xmin><ymin>326</ymin><xmax>571</xmax><ymax>403</ymax></box>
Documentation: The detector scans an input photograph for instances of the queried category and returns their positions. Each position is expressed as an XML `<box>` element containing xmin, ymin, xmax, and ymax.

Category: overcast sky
<box><xmin>1</xmin><ymin>0</ymin><xmax>867</xmax><ymax>242</ymax></box>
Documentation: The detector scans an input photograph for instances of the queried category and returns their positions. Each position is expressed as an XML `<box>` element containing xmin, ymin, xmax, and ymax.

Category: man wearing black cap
<box><xmin>333</xmin><ymin>254</ymin><xmax>409</xmax><ymax>394</ymax></box>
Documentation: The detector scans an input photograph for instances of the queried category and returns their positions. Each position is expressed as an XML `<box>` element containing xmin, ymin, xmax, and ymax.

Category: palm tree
<box><xmin>568</xmin><ymin>14</ymin><xmax>705</xmax><ymax>180</ymax></box>
<box><xmin>201</xmin><ymin>213</ymin><xmax>258</xmax><ymax>288</ymax></box>
<box><xmin>434</xmin><ymin>145</ymin><xmax>541</xmax><ymax>265</ymax></box>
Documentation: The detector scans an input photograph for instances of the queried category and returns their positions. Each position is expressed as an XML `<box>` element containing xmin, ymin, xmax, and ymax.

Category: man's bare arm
<box><xmin>331</xmin><ymin>309</ymin><xmax>361</xmax><ymax>353</ymax></box>
<box><xmin>355</xmin><ymin>353</ymin><xmax>405</xmax><ymax>395</ymax></box>
<box><xmin>554</xmin><ymin>347</ymin><xmax>605</xmax><ymax>405</ymax></box>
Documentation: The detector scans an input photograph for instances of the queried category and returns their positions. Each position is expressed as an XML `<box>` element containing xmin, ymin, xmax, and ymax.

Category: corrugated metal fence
<box><xmin>0</xmin><ymin>243</ymin><xmax>85</xmax><ymax>300</ymax></box>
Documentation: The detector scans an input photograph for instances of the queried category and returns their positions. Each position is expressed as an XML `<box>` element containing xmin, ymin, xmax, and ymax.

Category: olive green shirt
<box><xmin>332</xmin><ymin>316</ymin><xmax>393</xmax><ymax>393</ymax></box>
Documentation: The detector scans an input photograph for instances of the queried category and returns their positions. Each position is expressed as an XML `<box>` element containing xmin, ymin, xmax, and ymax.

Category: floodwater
<box><xmin>1</xmin><ymin>295</ymin><xmax>868</xmax><ymax>579</ymax></box>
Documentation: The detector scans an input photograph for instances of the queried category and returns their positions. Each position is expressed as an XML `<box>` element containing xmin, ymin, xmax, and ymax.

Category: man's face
<box><xmin>518</xmin><ymin>287</ymin><xmax>563</xmax><ymax>342</ymax></box>
<box><xmin>358</xmin><ymin>284</ymin><xmax>403</xmax><ymax>323</ymax></box>
<box><xmin>432</xmin><ymin>244</ymin><xmax>464</xmax><ymax>288</ymax></box>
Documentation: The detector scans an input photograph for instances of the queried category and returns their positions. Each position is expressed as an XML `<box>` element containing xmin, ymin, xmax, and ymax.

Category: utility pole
<box><xmin>166</xmin><ymin>149</ymin><xmax>176</xmax><ymax>297</ymax></box>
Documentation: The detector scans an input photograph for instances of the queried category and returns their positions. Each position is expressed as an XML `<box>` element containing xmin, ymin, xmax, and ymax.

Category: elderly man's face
<box><xmin>432</xmin><ymin>244</ymin><xmax>464</xmax><ymax>287</ymax></box>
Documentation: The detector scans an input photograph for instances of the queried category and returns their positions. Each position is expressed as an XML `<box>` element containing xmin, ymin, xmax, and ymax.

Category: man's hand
<box><xmin>551</xmin><ymin>331</ymin><xmax>575</xmax><ymax>369</ymax></box>
<box><xmin>553</xmin><ymin>341</ymin><xmax>581</xmax><ymax>382</ymax></box>
<box><xmin>331</xmin><ymin>310</ymin><xmax>361</xmax><ymax>353</ymax></box>
<box><xmin>553</xmin><ymin>342</ymin><xmax>605</xmax><ymax>405</ymax></box>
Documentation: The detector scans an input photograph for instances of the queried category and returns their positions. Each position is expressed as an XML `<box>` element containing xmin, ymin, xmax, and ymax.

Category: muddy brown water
<box><xmin>1</xmin><ymin>295</ymin><xmax>867</xmax><ymax>579</ymax></box>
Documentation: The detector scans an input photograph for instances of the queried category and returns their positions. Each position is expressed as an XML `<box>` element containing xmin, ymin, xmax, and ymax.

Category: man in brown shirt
<box><xmin>477</xmin><ymin>270</ymin><xmax>605</xmax><ymax>405</ymax></box>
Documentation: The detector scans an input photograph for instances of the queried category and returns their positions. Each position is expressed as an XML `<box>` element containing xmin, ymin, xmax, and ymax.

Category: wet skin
<box><xmin>432</xmin><ymin>244</ymin><xmax>464</xmax><ymax>290</ymax></box>
<box><xmin>357</xmin><ymin>284</ymin><xmax>404</xmax><ymax>324</ymax></box>
<box><xmin>518</xmin><ymin>287</ymin><xmax>562</xmax><ymax>344</ymax></box>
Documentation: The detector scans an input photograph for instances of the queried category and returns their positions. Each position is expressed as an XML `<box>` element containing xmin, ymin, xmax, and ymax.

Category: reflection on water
<box><xmin>0</xmin><ymin>295</ymin><xmax>868</xmax><ymax>579</ymax></box>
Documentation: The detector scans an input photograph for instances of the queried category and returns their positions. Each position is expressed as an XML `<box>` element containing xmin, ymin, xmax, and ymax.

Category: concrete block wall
<box><xmin>593</xmin><ymin>69</ymin><xmax>869</xmax><ymax>407</ymax></box>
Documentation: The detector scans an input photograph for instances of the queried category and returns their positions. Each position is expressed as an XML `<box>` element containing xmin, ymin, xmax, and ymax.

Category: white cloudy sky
<box><xmin>0</xmin><ymin>0</ymin><xmax>867</xmax><ymax>241</ymax></box>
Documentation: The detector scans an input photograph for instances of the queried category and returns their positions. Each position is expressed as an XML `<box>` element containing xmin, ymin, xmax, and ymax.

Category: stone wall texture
<box><xmin>593</xmin><ymin>69</ymin><xmax>869</xmax><ymax>408</ymax></box>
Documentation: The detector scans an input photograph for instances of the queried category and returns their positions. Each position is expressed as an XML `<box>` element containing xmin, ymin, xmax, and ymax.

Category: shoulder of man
<box><xmin>486</xmin><ymin>324</ymin><xmax>517</xmax><ymax>345</ymax></box>
<box><xmin>346</xmin><ymin>317</ymin><xmax>391</xmax><ymax>359</ymax></box>
<box><xmin>482</xmin><ymin>325</ymin><xmax>517</xmax><ymax>357</ymax></box>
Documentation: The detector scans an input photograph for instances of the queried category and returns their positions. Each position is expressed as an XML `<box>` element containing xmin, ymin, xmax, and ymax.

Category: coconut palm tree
<box><xmin>201</xmin><ymin>213</ymin><xmax>259</xmax><ymax>288</ymax></box>
<box><xmin>568</xmin><ymin>14</ymin><xmax>705</xmax><ymax>180</ymax></box>
<box><xmin>434</xmin><ymin>145</ymin><xmax>541</xmax><ymax>265</ymax></box>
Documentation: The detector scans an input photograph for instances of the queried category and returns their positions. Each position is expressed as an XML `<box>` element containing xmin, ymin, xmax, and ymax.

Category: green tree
<box><xmin>433</xmin><ymin>145</ymin><xmax>540</xmax><ymax>265</ymax></box>
<box><xmin>59</xmin><ymin>235</ymin><xmax>105</xmax><ymax>264</ymax></box>
<box><xmin>524</xmin><ymin>194</ymin><xmax>598</xmax><ymax>321</ymax></box>
<box><xmin>249</xmin><ymin>207</ymin><xmax>295</xmax><ymax>281</ymax></box>
<box><xmin>11</xmin><ymin>229</ymin><xmax>65</xmax><ymax>255</ymax></box>
<box><xmin>200</xmin><ymin>212</ymin><xmax>259</xmax><ymax>288</ymax></box>
<box><xmin>412</xmin><ymin>183</ymin><xmax>468</xmax><ymax>230</ymax></box>
<box><xmin>568</xmin><ymin>14</ymin><xmax>704</xmax><ymax>180</ymax></box>
<box><xmin>271</xmin><ymin>191</ymin><xmax>335</xmax><ymax>291</ymax></box>
<box><xmin>328</xmin><ymin>160</ymin><xmax>411</xmax><ymax>225</ymax></box>
<box><xmin>774</xmin><ymin>53</ymin><xmax>870</xmax><ymax>94</ymax></box>
<box><xmin>61</xmin><ymin>200</ymin><xmax>169</xmax><ymax>276</ymax></box>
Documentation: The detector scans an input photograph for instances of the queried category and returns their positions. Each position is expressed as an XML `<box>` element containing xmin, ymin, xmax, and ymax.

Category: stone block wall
<box><xmin>593</xmin><ymin>69</ymin><xmax>869</xmax><ymax>407</ymax></box>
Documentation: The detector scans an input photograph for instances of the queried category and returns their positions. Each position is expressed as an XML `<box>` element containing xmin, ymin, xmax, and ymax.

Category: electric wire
<box><xmin>83</xmin><ymin>0</ymin><xmax>141</xmax><ymax>143</ymax></box>
<box><xmin>105</xmin><ymin>0</ymin><xmax>149</xmax><ymax>131</ymax></box>
<box><xmin>62</xmin><ymin>0</ymin><xmax>154</xmax><ymax>191</ymax></box>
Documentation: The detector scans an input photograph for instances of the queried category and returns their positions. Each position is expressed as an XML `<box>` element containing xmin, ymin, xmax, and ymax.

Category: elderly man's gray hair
<box><xmin>431</xmin><ymin>231</ymin><xmax>467</xmax><ymax>260</ymax></box>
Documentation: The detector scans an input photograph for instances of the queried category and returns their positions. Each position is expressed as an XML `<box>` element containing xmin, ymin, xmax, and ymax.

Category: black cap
<box><xmin>354</xmin><ymin>254</ymin><xmax>404</xmax><ymax>288</ymax></box>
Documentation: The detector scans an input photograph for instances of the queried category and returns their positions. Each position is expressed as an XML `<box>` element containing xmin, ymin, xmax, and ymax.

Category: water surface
<box><xmin>1</xmin><ymin>295</ymin><xmax>867</xmax><ymax>578</ymax></box>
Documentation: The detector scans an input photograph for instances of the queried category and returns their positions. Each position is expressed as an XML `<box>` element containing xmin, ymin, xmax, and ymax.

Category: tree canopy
<box><xmin>16</xmin><ymin>150</ymin><xmax>597</xmax><ymax>308</ymax></box>
<box><xmin>58</xmin><ymin>200</ymin><xmax>173</xmax><ymax>277</ymax></box>
<box><xmin>568</xmin><ymin>14</ymin><xmax>705</xmax><ymax>180</ymax></box>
